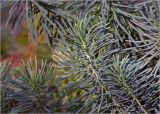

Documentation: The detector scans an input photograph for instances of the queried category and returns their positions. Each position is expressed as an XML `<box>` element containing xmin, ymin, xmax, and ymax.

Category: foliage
<box><xmin>0</xmin><ymin>59</ymin><xmax>65</xmax><ymax>113</ymax></box>
<box><xmin>0</xmin><ymin>62</ymin><xmax>13</xmax><ymax>112</ymax></box>
<box><xmin>1</xmin><ymin>0</ymin><xmax>160</xmax><ymax>113</ymax></box>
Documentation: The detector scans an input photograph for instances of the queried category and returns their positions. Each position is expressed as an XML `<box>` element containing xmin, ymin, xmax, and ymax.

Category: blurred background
<box><xmin>1</xmin><ymin>5</ymin><xmax>28</xmax><ymax>67</ymax></box>
<box><xmin>1</xmin><ymin>5</ymin><xmax>52</xmax><ymax>67</ymax></box>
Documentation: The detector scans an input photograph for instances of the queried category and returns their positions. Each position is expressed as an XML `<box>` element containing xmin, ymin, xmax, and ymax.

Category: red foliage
<box><xmin>0</xmin><ymin>54</ymin><xmax>23</xmax><ymax>68</ymax></box>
